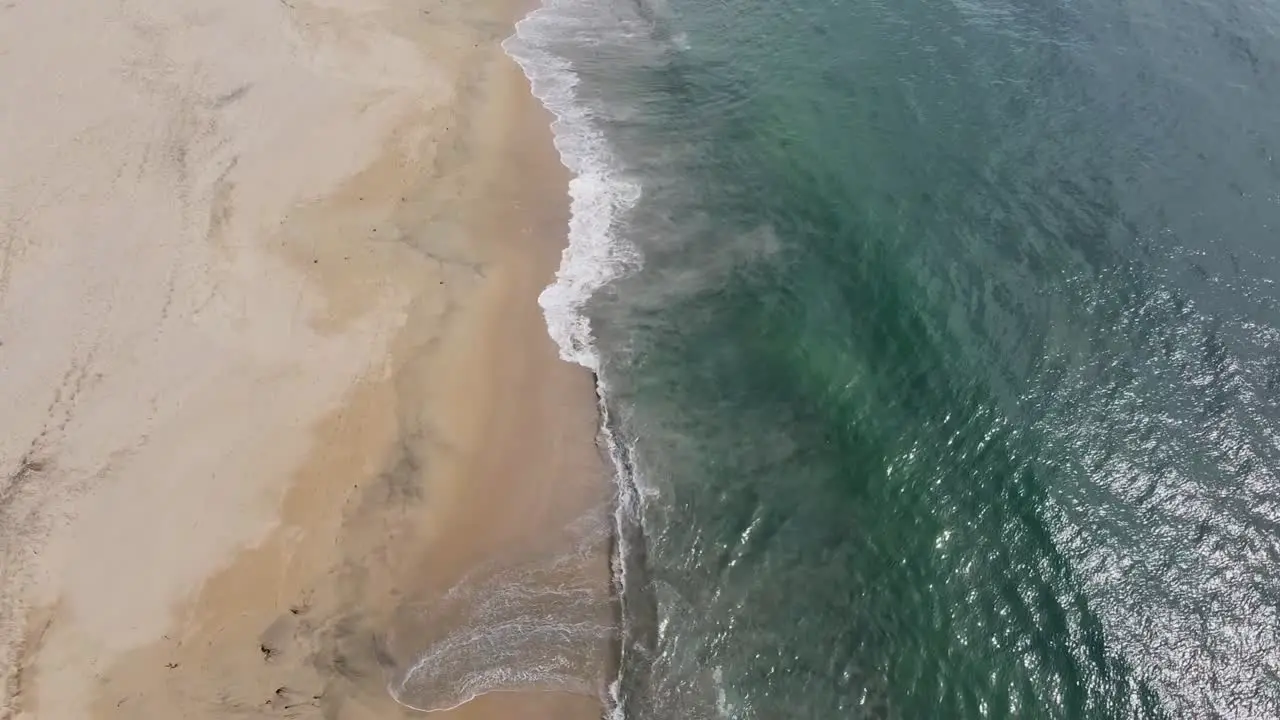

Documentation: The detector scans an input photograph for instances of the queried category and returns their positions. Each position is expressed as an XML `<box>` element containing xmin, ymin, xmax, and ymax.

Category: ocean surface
<box><xmin>502</xmin><ymin>0</ymin><xmax>1280</xmax><ymax>716</ymax></box>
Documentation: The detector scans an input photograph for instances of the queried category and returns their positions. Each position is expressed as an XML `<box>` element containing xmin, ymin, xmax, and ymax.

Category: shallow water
<box><xmin>387</xmin><ymin>514</ymin><xmax>613</xmax><ymax>712</ymax></box>
<box><xmin>507</xmin><ymin>0</ymin><xmax>1280</xmax><ymax>716</ymax></box>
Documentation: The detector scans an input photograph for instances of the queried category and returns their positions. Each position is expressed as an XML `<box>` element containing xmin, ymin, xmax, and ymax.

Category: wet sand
<box><xmin>0</xmin><ymin>0</ymin><xmax>610</xmax><ymax>718</ymax></box>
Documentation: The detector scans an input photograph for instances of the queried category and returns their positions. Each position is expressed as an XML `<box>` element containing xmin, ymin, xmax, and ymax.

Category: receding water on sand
<box><xmin>386</xmin><ymin>509</ymin><xmax>615</xmax><ymax>712</ymax></box>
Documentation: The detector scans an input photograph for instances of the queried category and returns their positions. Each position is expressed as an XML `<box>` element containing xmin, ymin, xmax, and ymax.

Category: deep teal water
<box><xmin>506</xmin><ymin>0</ymin><xmax>1280</xmax><ymax>716</ymax></box>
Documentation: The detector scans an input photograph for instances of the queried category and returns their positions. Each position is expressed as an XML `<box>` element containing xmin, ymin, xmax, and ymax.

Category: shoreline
<box><xmin>0</xmin><ymin>1</ymin><xmax>612</xmax><ymax>718</ymax></box>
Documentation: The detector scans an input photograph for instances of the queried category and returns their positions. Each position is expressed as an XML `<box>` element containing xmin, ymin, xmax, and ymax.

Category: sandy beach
<box><xmin>0</xmin><ymin>1</ymin><xmax>611</xmax><ymax>718</ymax></box>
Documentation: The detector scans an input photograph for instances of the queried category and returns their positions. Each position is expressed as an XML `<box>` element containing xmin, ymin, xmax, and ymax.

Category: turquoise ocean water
<box><xmin>506</xmin><ymin>0</ymin><xmax>1280</xmax><ymax>716</ymax></box>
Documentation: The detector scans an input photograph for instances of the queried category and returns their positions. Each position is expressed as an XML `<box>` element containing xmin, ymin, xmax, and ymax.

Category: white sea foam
<box><xmin>503</xmin><ymin>4</ymin><xmax>655</xmax><ymax>718</ymax></box>
<box><xmin>502</xmin><ymin>0</ymin><xmax>642</xmax><ymax>372</ymax></box>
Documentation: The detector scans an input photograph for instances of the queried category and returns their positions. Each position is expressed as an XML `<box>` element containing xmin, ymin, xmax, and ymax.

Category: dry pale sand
<box><xmin>0</xmin><ymin>0</ymin><xmax>611</xmax><ymax>719</ymax></box>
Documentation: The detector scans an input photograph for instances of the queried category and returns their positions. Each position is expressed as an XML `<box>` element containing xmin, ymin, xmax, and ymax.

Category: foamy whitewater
<box><xmin>505</xmin><ymin>5</ymin><xmax>642</xmax><ymax>375</ymax></box>
<box><xmin>503</xmin><ymin>4</ymin><xmax>650</xmax><ymax>716</ymax></box>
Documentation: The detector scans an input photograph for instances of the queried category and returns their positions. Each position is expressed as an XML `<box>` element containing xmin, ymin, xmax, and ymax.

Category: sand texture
<box><xmin>0</xmin><ymin>0</ymin><xmax>611</xmax><ymax>718</ymax></box>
